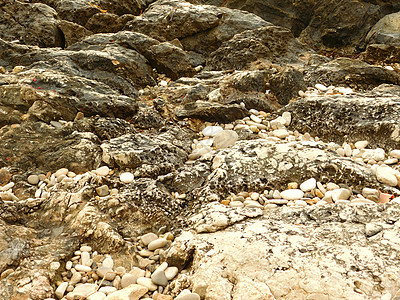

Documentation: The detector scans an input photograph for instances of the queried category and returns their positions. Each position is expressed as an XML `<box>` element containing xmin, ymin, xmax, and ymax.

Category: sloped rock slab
<box><xmin>192</xmin><ymin>139</ymin><xmax>386</xmax><ymax>199</ymax></box>
<box><xmin>304</xmin><ymin>57</ymin><xmax>400</xmax><ymax>89</ymax></box>
<box><xmin>282</xmin><ymin>88</ymin><xmax>400</xmax><ymax>150</ymax></box>
<box><xmin>175</xmin><ymin>203</ymin><xmax>400</xmax><ymax>299</ymax></box>
<box><xmin>101</xmin><ymin>131</ymin><xmax>190</xmax><ymax>174</ymax></box>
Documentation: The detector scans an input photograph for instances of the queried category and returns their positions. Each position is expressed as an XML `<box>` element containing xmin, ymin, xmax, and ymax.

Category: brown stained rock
<box><xmin>57</xmin><ymin>20</ymin><xmax>93</xmax><ymax>47</ymax></box>
<box><xmin>0</xmin><ymin>168</ymin><xmax>11</xmax><ymax>185</ymax></box>
<box><xmin>361</xmin><ymin>44</ymin><xmax>400</xmax><ymax>64</ymax></box>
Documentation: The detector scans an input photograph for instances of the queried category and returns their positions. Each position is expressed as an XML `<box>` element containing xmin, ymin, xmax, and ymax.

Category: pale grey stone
<box><xmin>151</xmin><ymin>270</ymin><xmax>168</xmax><ymax>286</ymax></box>
<box><xmin>213</xmin><ymin>130</ymin><xmax>238</xmax><ymax>149</ymax></box>
<box><xmin>121</xmin><ymin>273</ymin><xmax>137</xmax><ymax>288</ymax></box>
<box><xmin>280</xmin><ymin>189</ymin><xmax>304</xmax><ymax>201</ymax></box>
<box><xmin>165</xmin><ymin>267</ymin><xmax>179</xmax><ymax>280</ymax></box>
<box><xmin>97</xmin><ymin>266</ymin><xmax>116</xmax><ymax>281</ymax></box>
<box><xmin>27</xmin><ymin>175</ymin><xmax>40</xmax><ymax>185</ymax></box>
<box><xmin>141</xmin><ymin>233</ymin><xmax>158</xmax><ymax>246</ymax></box>
<box><xmin>136</xmin><ymin>277</ymin><xmax>157</xmax><ymax>291</ymax></box>
<box><xmin>202</xmin><ymin>126</ymin><xmax>223</xmax><ymax>137</ymax></box>
<box><xmin>55</xmin><ymin>282</ymin><xmax>68</xmax><ymax>299</ymax></box>
<box><xmin>300</xmin><ymin>178</ymin><xmax>316</xmax><ymax>192</ymax></box>
<box><xmin>148</xmin><ymin>238</ymin><xmax>168</xmax><ymax>251</ymax></box>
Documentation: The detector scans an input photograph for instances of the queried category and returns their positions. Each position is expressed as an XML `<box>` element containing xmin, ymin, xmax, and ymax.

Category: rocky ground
<box><xmin>1</xmin><ymin>0</ymin><xmax>400</xmax><ymax>299</ymax></box>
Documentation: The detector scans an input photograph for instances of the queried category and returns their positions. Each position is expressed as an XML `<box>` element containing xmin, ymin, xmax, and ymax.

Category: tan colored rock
<box><xmin>105</xmin><ymin>284</ymin><xmax>148</xmax><ymax>300</ymax></box>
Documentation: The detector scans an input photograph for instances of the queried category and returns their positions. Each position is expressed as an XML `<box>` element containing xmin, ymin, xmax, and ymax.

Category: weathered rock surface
<box><xmin>281</xmin><ymin>86</ymin><xmax>400</xmax><ymax>150</ymax></box>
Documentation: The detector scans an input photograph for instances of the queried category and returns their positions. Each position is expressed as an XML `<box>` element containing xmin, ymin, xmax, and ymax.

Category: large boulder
<box><xmin>366</xmin><ymin>11</ymin><xmax>400</xmax><ymax>45</ymax></box>
<box><xmin>304</xmin><ymin>57</ymin><xmax>400</xmax><ymax>89</ymax></box>
<box><xmin>299</xmin><ymin>0</ymin><xmax>381</xmax><ymax>49</ymax></box>
<box><xmin>206</xmin><ymin>26</ymin><xmax>308</xmax><ymax>71</ymax></box>
<box><xmin>0</xmin><ymin>0</ymin><xmax>63</xmax><ymax>47</ymax></box>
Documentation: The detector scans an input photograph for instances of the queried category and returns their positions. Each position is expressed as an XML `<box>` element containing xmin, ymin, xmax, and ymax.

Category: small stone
<box><xmin>115</xmin><ymin>267</ymin><xmax>126</xmax><ymax>276</ymax></box>
<box><xmin>70</xmin><ymin>272</ymin><xmax>82</xmax><ymax>286</ymax></box>
<box><xmin>164</xmin><ymin>267</ymin><xmax>178</xmax><ymax>280</ymax></box>
<box><xmin>336</xmin><ymin>147</ymin><xmax>345</xmax><ymax>156</ymax></box>
<box><xmin>0</xmin><ymin>66</ymin><xmax>5</xmax><ymax>74</ymax></box>
<box><xmin>12</xmin><ymin>66</ymin><xmax>24</xmax><ymax>73</ymax></box>
<box><xmin>300</xmin><ymin>178</ymin><xmax>316</xmax><ymax>192</ymax></box>
<box><xmin>50</xmin><ymin>121</ymin><xmax>63</xmax><ymax>128</ymax></box>
<box><xmin>315</xmin><ymin>83</ymin><xmax>328</xmax><ymax>92</ymax></box>
<box><xmin>136</xmin><ymin>277</ymin><xmax>157</xmax><ymax>291</ymax></box>
<box><xmin>280</xmin><ymin>189</ymin><xmax>304</xmax><ymax>201</ymax></box>
<box><xmin>390</xmin><ymin>149</ymin><xmax>400</xmax><ymax>159</ymax></box>
<box><xmin>27</xmin><ymin>175</ymin><xmax>40</xmax><ymax>185</ymax></box>
<box><xmin>97</xmin><ymin>266</ymin><xmax>115</xmax><ymax>281</ymax></box>
<box><xmin>175</xmin><ymin>291</ymin><xmax>201</xmax><ymax>300</ymax></box>
<box><xmin>1</xmin><ymin>182</ymin><xmax>14</xmax><ymax>192</ymax></box>
<box><xmin>213</xmin><ymin>130</ymin><xmax>238</xmax><ymax>149</ymax></box>
<box><xmin>87</xmin><ymin>292</ymin><xmax>106</xmax><ymax>300</ymax></box>
<box><xmin>355</xmin><ymin>140</ymin><xmax>368</xmax><ymax>149</ymax></box>
<box><xmin>250</xmin><ymin>192</ymin><xmax>259</xmax><ymax>200</ymax></box>
<box><xmin>294</xmin><ymin>200</ymin><xmax>307</xmax><ymax>207</ymax></box>
<box><xmin>151</xmin><ymin>270</ymin><xmax>168</xmax><ymax>286</ymax></box>
<box><xmin>0</xmin><ymin>269</ymin><xmax>14</xmax><ymax>280</ymax></box>
<box><xmin>243</xmin><ymin>200</ymin><xmax>263</xmax><ymax>208</ymax></box>
<box><xmin>331</xmin><ymin>188</ymin><xmax>352</xmax><ymax>201</ymax></box>
<box><xmin>81</xmin><ymin>252</ymin><xmax>91</xmax><ymax>266</ymax></box>
<box><xmin>95</xmin><ymin>166</ymin><xmax>110</xmax><ymax>176</ymax></box>
<box><xmin>55</xmin><ymin>168</ymin><xmax>69</xmax><ymax>178</ymax></box>
<box><xmin>102</xmin><ymin>256</ymin><xmax>114</xmax><ymax>269</ymax></box>
<box><xmin>148</xmin><ymin>238</ymin><xmax>168</xmax><ymax>251</ymax></box>
<box><xmin>266</xmin><ymin>199</ymin><xmax>288</xmax><ymax>205</ymax></box>
<box><xmin>250</xmin><ymin>114</ymin><xmax>262</xmax><ymax>123</ymax></box>
<box><xmin>365</xmin><ymin>223</ymin><xmax>383</xmax><ymax>237</ymax></box>
<box><xmin>129</xmin><ymin>267</ymin><xmax>146</xmax><ymax>280</ymax></box>
<box><xmin>55</xmin><ymin>282</ymin><xmax>68</xmax><ymax>299</ymax></box>
<box><xmin>202</xmin><ymin>126</ymin><xmax>223</xmax><ymax>137</ymax></box>
<box><xmin>282</xmin><ymin>112</ymin><xmax>291</xmax><ymax>126</ymax></box>
<box><xmin>105</xmin><ymin>284</ymin><xmax>148</xmax><ymax>300</ymax></box>
<box><xmin>153</xmin><ymin>293</ymin><xmax>173</xmax><ymax>300</ymax></box>
<box><xmin>66</xmin><ymin>261</ymin><xmax>73</xmax><ymax>270</ymax></box>
<box><xmin>384</xmin><ymin>158</ymin><xmax>398</xmax><ymax>165</ymax></box>
<box><xmin>71</xmin><ymin>283</ymin><xmax>98</xmax><ymax>298</ymax></box>
<box><xmin>272</xmin><ymin>190</ymin><xmax>281</xmax><ymax>199</ymax></box>
<box><xmin>287</xmin><ymin>182</ymin><xmax>298</xmax><ymax>189</ymax></box>
<box><xmin>229</xmin><ymin>201</ymin><xmax>244</xmax><ymax>207</ymax></box>
<box><xmin>326</xmin><ymin>182</ymin><xmax>340</xmax><ymax>190</ymax></box>
<box><xmin>99</xmin><ymin>286</ymin><xmax>117</xmax><ymax>295</ymax></box>
<box><xmin>120</xmin><ymin>172</ymin><xmax>134</xmax><ymax>184</ymax></box>
<box><xmin>74</xmin><ymin>111</ymin><xmax>85</xmax><ymax>122</ymax></box>
<box><xmin>273</xmin><ymin>129</ymin><xmax>289</xmax><ymax>139</ymax></box>
<box><xmin>0</xmin><ymin>168</ymin><xmax>11</xmax><ymax>185</ymax></box>
<box><xmin>362</xmin><ymin>188</ymin><xmax>379</xmax><ymax>202</ymax></box>
<box><xmin>141</xmin><ymin>233</ymin><xmax>158</xmax><ymax>246</ymax></box>
<box><xmin>344</xmin><ymin>144</ymin><xmax>352</xmax><ymax>157</ymax></box>
<box><xmin>121</xmin><ymin>273</ymin><xmax>137</xmax><ymax>288</ymax></box>
<box><xmin>75</xmin><ymin>264</ymin><xmax>92</xmax><ymax>272</ymax></box>
<box><xmin>376</xmin><ymin>165</ymin><xmax>398</xmax><ymax>186</ymax></box>
<box><xmin>96</xmin><ymin>185</ymin><xmax>109</xmax><ymax>197</ymax></box>
<box><xmin>80</xmin><ymin>246</ymin><xmax>92</xmax><ymax>252</ymax></box>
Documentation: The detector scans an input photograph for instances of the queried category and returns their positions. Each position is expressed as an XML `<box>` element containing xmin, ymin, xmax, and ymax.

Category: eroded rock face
<box><xmin>281</xmin><ymin>86</ymin><xmax>400</xmax><ymax>150</ymax></box>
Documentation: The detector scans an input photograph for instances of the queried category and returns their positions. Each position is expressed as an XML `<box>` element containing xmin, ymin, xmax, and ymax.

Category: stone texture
<box><xmin>105</xmin><ymin>284</ymin><xmax>148</xmax><ymax>300</ymax></box>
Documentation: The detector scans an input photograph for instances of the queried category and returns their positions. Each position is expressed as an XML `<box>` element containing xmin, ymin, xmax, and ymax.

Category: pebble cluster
<box><xmin>54</xmin><ymin>232</ymin><xmax>199</xmax><ymax>300</ymax></box>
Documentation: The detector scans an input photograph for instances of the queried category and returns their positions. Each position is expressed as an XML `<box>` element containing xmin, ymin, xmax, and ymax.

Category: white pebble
<box><xmin>315</xmin><ymin>83</ymin><xmax>328</xmax><ymax>92</ymax></box>
<box><xmin>300</xmin><ymin>178</ymin><xmax>316</xmax><ymax>192</ymax></box>
<box><xmin>280</xmin><ymin>189</ymin><xmax>304</xmax><ymax>201</ymax></box>
<box><xmin>94</xmin><ymin>166</ymin><xmax>109</xmax><ymax>176</ymax></box>
<box><xmin>120</xmin><ymin>172</ymin><xmax>134</xmax><ymax>184</ymax></box>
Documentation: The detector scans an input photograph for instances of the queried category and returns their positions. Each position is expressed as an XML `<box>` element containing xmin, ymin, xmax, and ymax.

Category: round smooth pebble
<box><xmin>151</xmin><ymin>270</ymin><xmax>168</xmax><ymax>286</ymax></box>
<box><xmin>97</xmin><ymin>266</ymin><xmax>115</xmax><ymax>281</ymax></box>
<box><xmin>355</xmin><ymin>140</ymin><xmax>368</xmax><ymax>149</ymax></box>
<box><xmin>300</xmin><ymin>178</ymin><xmax>316</xmax><ymax>192</ymax></box>
<box><xmin>94</xmin><ymin>166</ymin><xmax>109</xmax><ymax>176</ymax></box>
<box><xmin>282</xmin><ymin>112</ymin><xmax>291</xmax><ymax>126</ymax></box>
<box><xmin>120</xmin><ymin>172</ymin><xmax>134</xmax><ymax>184</ymax></box>
<box><xmin>331</xmin><ymin>188</ymin><xmax>352</xmax><ymax>201</ymax></box>
<box><xmin>55</xmin><ymin>168</ymin><xmax>69</xmax><ymax>178</ymax></box>
<box><xmin>315</xmin><ymin>83</ymin><xmax>328</xmax><ymax>92</ymax></box>
<box><xmin>213</xmin><ymin>130</ymin><xmax>238</xmax><ymax>149</ymax></box>
<box><xmin>376</xmin><ymin>165</ymin><xmax>398</xmax><ymax>186</ymax></box>
<box><xmin>74</xmin><ymin>264</ymin><xmax>91</xmax><ymax>272</ymax></box>
<box><xmin>202</xmin><ymin>126</ymin><xmax>223</xmax><ymax>137</ymax></box>
<box><xmin>27</xmin><ymin>175</ymin><xmax>40</xmax><ymax>185</ymax></box>
<box><xmin>98</xmin><ymin>286</ymin><xmax>117</xmax><ymax>295</ymax></box>
<box><xmin>70</xmin><ymin>272</ymin><xmax>82</xmax><ymax>286</ymax></box>
<box><xmin>81</xmin><ymin>252</ymin><xmax>91</xmax><ymax>266</ymax></box>
<box><xmin>80</xmin><ymin>246</ymin><xmax>92</xmax><ymax>252</ymax></box>
<box><xmin>141</xmin><ymin>233</ymin><xmax>158</xmax><ymax>246</ymax></box>
<box><xmin>121</xmin><ymin>273</ymin><xmax>137</xmax><ymax>288</ymax></box>
<box><xmin>164</xmin><ymin>267</ymin><xmax>179</xmax><ymax>280</ymax></box>
<box><xmin>250</xmin><ymin>114</ymin><xmax>262</xmax><ymax>123</ymax></box>
<box><xmin>55</xmin><ymin>282</ymin><xmax>68</xmax><ymax>299</ymax></box>
<box><xmin>148</xmin><ymin>238</ymin><xmax>168</xmax><ymax>251</ymax></box>
<box><xmin>175</xmin><ymin>292</ymin><xmax>201</xmax><ymax>300</ymax></box>
<box><xmin>96</xmin><ymin>185</ymin><xmax>109</xmax><ymax>197</ymax></box>
<box><xmin>280</xmin><ymin>189</ymin><xmax>304</xmax><ymax>201</ymax></box>
<box><xmin>102</xmin><ymin>256</ymin><xmax>114</xmax><ymax>269</ymax></box>
<box><xmin>294</xmin><ymin>200</ymin><xmax>307</xmax><ymax>207</ymax></box>
<box><xmin>137</xmin><ymin>277</ymin><xmax>157</xmax><ymax>291</ymax></box>
<box><xmin>272</xmin><ymin>129</ymin><xmax>289</xmax><ymax>139</ymax></box>
<box><xmin>344</xmin><ymin>144</ymin><xmax>352</xmax><ymax>157</ymax></box>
